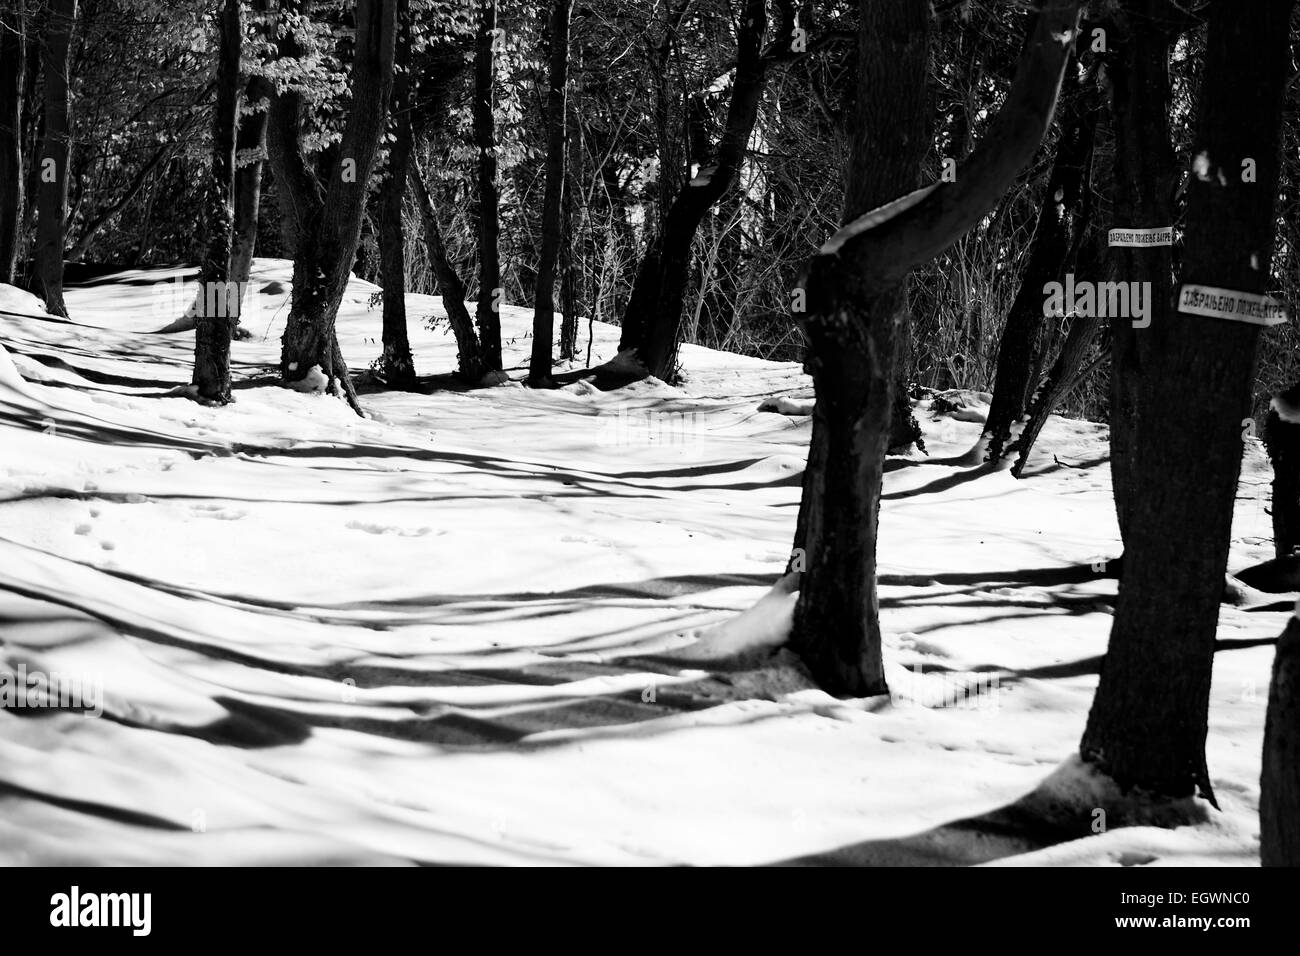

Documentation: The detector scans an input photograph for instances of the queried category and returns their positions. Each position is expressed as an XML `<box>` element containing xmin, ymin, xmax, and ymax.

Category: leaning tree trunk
<box><xmin>32</xmin><ymin>0</ymin><xmax>76</xmax><ymax>318</ymax></box>
<box><xmin>376</xmin><ymin>0</ymin><xmax>415</xmax><ymax>389</ymax></box>
<box><xmin>1262</xmin><ymin>613</ymin><xmax>1300</xmax><ymax>865</ymax></box>
<box><xmin>1079</xmin><ymin>0</ymin><xmax>1295</xmax><ymax>801</ymax></box>
<box><xmin>268</xmin><ymin>0</ymin><xmax>397</xmax><ymax>413</ymax></box>
<box><xmin>616</xmin><ymin>0</ymin><xmax>768</xmax><ymax>381</ymax></box>
<box><xmin>788</xmin><ymin>0</ymin><xmax>1080</xmax><ymax>695</ymax></box>
<box><xmin>192</xmin><ymin>0</ymin><xmax>243</xmax><ymax>403</ymax></box>
<box><xmin>528</xmin><ymin>0</ymin><xmax>571</xmax><ymax>385</ymax></box>
<box><xmin>981</xmin><ymin>72</ymin><xmax>1097</xmax><ymax>464</ymax></box>
<box><xmin>410</xmin><ymin>155</ymin><xmax>485</xmax><ymax>382</ymax></box>
<box><xmin>0</xmin><ymin>0</ymin><xmax>25</xmax><ymax>285</ymax></box>
<box><xmin>473</xmin><ymin>0</ymin><xmax>502</xmax><ymax>372</ymax></box>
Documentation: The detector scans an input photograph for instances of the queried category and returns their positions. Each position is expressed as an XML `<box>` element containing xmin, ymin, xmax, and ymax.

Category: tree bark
<box><xmin>1080</xmin><ymin>0</ymin><xmax>1295</xmax><ymax>801</ymax></box>
<box><xmin>616</xmin><ymin>0</ymin><xmax>768</xmax><ymax>381</ymax></box>
<box><xmin>410</xmin><ymin>155</ymin><xmax>485</xmax><ymax>382</ymax></box>
<box><xmin>528</xmin><ymin>0</ymin><xmax>571</xmax><ymax>385</ymax></box>
<box><xmin>1265</xmin><ymin>386</ymin><xmax>1300</xmax><ymax>559</ymax></box>
<box><xmin>473</xmin><ymin>0</ymin><xmax>502</xmax><ymax>372</ymax></box>
<box><xmin>982</xmin><ymin>73</ymin><xmax>1098</xmax><ymax>464</ymax></box>
<box><xmin>268</xmin><ymin>0</ymin><xmax>398</xmax><ymax>413</ymax></box>
<box><xmin>231</xmin><ymin>75</ymin><xmax>273</xmax><ymax>288</ymax></box>
<box><xmin>377</xmin><ymin>0</ymin><xmax>415</xmax><ymax>389</ymax></box>
<box><xmin>32</xmin><ymin>0</ymin><xmax>76</xmax><ymax>318</ymax></box>
<box><xmin>1262</xmin><ymin>614</ymin><xmax>1300</xmax><ymax>865</ymax></box>
<box><xmin>789</xmin><ymin>0</ymin><xmax>1080</xmax><ymax>696</ymax></box>
<box><xmin>0</xmin><ymin>0</ymin><xmax>25</xmax><ymax>284</ymax></box>
<box><xmin>192</xmin><ymin>0</ymin><xmax>243</xmax><ymax>404</ymax></box>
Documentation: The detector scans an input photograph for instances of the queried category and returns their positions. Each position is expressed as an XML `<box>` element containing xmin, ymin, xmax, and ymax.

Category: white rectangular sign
<box><xmin>1108</xmin><ymin>227</ymin><xmax>1174</xmax><ymax>247</ymax></box>
<box><xmin>1177</xmin><ymin>284</ymin><xmax>1289</xmax><ymax>326</ymax></box>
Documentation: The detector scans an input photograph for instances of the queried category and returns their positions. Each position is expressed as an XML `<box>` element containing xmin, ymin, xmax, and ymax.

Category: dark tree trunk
<box><xmin>32</xmin><ymin>0</ymin><xmax>76</xmax><ymax>318</ymax></box>
<box><xmin>0</xmin><ymin>0</ymin><xmax>25</xmax><ymax>284</ymax></box>
<box><xmin>1262</xmin><ymin>615</ymin><xmax>1300</xmax><ymax>865</ymax></box>
<box><xmin>231</xmin><ymin>75</ymin><xmax>273</xmax><ymax>288</ymax></box>
<box><xmin>377</xmin><ymin>0</ymin><xmax>415</xmax><ymax>389</ymax></box>
<box><xmin>1265</xmin><ymin>386</ymin><xmax>1300</xmax><ymax>559</ymax></box>
<box><xmin>409</xmin><ymin>155</ymin><xmax>485</xmax><ymax>382</ymax></box>
<box><xmin>1080</xmin><ymin>0</ymin><xmax>1295</xmax><ymax>801</ymax></box>
<box><xmin>473</xmin><ymin>0</ymin><xmax>502</xmax><ymax>372</ymax></box>
<box><xmin>192</xmin><ymin>0</ymin><xmax>243</xmax><ymax>404</ymax></box>
<box><xmin>267</xmin><ymin>0</ymin><xmax>398</xmax><ymax>414</ymax></box>
<box><xmin>616</xmin><ymin>0</ymin><xmax>768</xmax><ymax>381</ymax></box>
<box><xmin>788</xmin><ymin>0</ymin><xmax>1080</xmax><ymax>695</ymax></box>
<box><xmin>528</xmin><ymin>0</ymin><xmax>571</xmax><ymax>385</ymax></box>
<box><xmin>982</xmin><ymin>74</ymin><xmax>1098</xmax><ymax>463</ymax></box>
<box><xmin>1103</xmin><ymin>1</ymin><xmax>1180</xmax><ymax>546</ymax></box>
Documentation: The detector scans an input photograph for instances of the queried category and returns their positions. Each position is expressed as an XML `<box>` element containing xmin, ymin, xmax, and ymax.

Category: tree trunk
<box><xmin>231</xmin><ymin>75</ymin><xmax>273</xmax><ymax>288</ymax></box>
<box><xmin>268</xmin><ymin>0</ymin><xmax>398</xmax><ymax>414</ymax></box>
<box><xmin>616</xmin><ymin>0</ymin><xmax>768</xmax><ymax>381</ymax></box>
<box><xmin>789</xmin><ymin>0</ymin><xmax>1080</xmax><ymax>695</ymax></box>
<box><xmin>1262</xmin><ymin>615</ymin><xmax>1300</xmax><ymax>865</ymax></box>
<box><xmin>1079</xmin><ymin>0</ymin><xmax>1295</xmax><ymax>801</ymax></box>
<box><xmin>409</xmin><ymin>155</ymin><xmax>485</xmax><ymax>382</ymax></box>
<box><xmin>192</xmin><ymin>0</ymin><xmax>243</xmax><ymax>404</ymax></box>
<box><xmin>32</xmin><ymin>0</ymin><xmax>76</xmax><ymax>318</ymax></box>
<box><xmin>1265</xmin><ymin>386</ymin><xmax>1300</xmax><ymax>559</ymax></box>
<box><xmin>528</xmin><ymin>0</ymin><xmax>571</xmax><ymax>385</ymax></box>
<box><xmin>473</xmin><ymin>0</ymin><xmax>502</xmax><ymax>372</ymax></box>
<box><xmin>0</xmin><ymin>0</ymin><xmax>25</xmax><ymax>285</ymax></box>
<box><xmin>377</xmin><ymin>0</ymin><xmax>415</xmax><ymax>389</ymax></box>
<box><xmin>982</xmin><ymin>74</ymin><xmax>1098</xmax><ymax>464</ymax></box>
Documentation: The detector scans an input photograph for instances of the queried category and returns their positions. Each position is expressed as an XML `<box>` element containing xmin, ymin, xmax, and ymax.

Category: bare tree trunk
<box><xmin>192</xmin><ymin>0</ymin><xmax>242</xmax><ymax>403</ymax></box>
<box><xmin>0</xmin><ymin>0</ymin><xmax>25</xmax><ymax>284</ymax></box>
<box><xmin>528</xmin><ymin>0</ymin><xmax>571</xmax><ymax>385</ymax></box>
<box><xmin>267</xmin><ymin>0</ymin><xmax>398</xmax><ymax>414</ymax></box>
<box><xmin>1080</xmin><ymin>0</ymin><xmax>1295</xmax><ymax>801</ymax></box>
<box><xmin>982</xmin><ymin>73</ymin><xmax>1098</xmax><ymax>463</ymax></box>
<box><xmin>231</xmin><ymin>75</ymin><xmax>273</xmax><ymax>288</ymax></box>
<box><xmin>1262</xmin><ymin>615</ymin><xmax>1300</xmax><ymax>864</ymax></box>
<box><xmin>616</xmin><ymin>0</ymin><xmax>768</xmax><ymax>381</ymax></box>
<box><xmin>377</xmin><ymin>0</ymin><xmax>415</xmax><ymax>389</ymax></box>
<box><xmin>410</xmin><ymin>155</ymin><xmax>485</xmax><ymax>382</ymax></box>
<box><xmin>473</xmin><ymin>0</ymin><xmax>502</xmax><ymax>372</ymax></box>
<box><xmin>32</xmin><ymin>0</ymin><xmax>76</xmax><ymax>318</ymax></box>
<box><xmin>789</xmin><ymin>0</ymin><xmax>1080</xmax><ymax>695</ymax></box>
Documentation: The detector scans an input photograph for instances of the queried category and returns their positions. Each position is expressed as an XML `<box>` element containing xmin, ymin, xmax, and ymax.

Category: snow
<box><xmin>0</xmin><ymin>258</ymin><xmax>1285</xmax><ymax>866</ymax></box>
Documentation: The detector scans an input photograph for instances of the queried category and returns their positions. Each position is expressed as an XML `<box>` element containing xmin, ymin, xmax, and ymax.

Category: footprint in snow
<box><xmin>1117</xmin><ymin>851</ymin><xmax>1158</xmax><ymax>867</ymax></box>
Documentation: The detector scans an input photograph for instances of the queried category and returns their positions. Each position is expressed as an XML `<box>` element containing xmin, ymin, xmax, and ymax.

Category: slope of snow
<box><xmin>0</xmin><ymin>259</ymin><xmax>1284</xmax><ymax>866</ymax></box>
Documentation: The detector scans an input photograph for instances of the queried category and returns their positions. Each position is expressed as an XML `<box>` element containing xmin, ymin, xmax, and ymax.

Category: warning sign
<box><xmin>1108</xmin><ymin>227</ymin><xmax>1174</xmax><ymax>247</ymax></box>
<box><xmin>1177</xmin><ymin>284</ymin><xmax>1289</xmax><ymax>326</ymax></box>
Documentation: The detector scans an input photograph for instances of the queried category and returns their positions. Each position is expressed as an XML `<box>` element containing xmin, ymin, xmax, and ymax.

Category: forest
<box><xmin>1</xmin><ymin>0</ymin><xmax>1299</xmax><ymax>874</ymax></box>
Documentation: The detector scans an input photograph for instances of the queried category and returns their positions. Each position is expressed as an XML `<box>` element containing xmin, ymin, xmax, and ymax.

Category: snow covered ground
<box><xmin>0</xmin><ymin>259</ymin><xmax>1285</xmax><ymax>865</ymax></box>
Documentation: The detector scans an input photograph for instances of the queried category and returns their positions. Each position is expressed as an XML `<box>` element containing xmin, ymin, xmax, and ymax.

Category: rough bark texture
<box><xmin>473</xmin><ymin>0</ymin><xmax>502</xmax><ymax>372</ymax></box>
<box><xmin>377</xmin><ymin>0</ymin><xmax>415</xmax><ymax>389</ymax></box>
<box><xmin>788</xmin><ymin>0</ymin><xmax>1080</xmax><ymax>696</ymax></box>
<box><xmin>1080</xmin><ymin>0</ymin><xmax>1295</xmax><ymax>801</ymax></box>
<box><xmin>983</xmin><ymin>74</ymin><xmax>1097</xmax><ymax>463</ymax></box>
<box><xmin>0</xmin><ymin>0</ymin><xmax>25</xmax><ymax>284</ymax></box>
<box><xmin>1104</xmin><ymin>1</ymin><xmax>1179</xmax><ymax>546</ymax></box>
<box><xmin>1262</xmin><ymin>615</ymin><xmax>1300</xmax><ymax>865</ymax></box>
<box><xmin>410</xmin><ymin>155</ymin><xmax>485</xmax><ymax>382</ymax></box>
<box><xmin>268</xmin><ymin>0</ymin><xmax>398</xmax><ymax>413</ymax></box>
<box><xmin>616</xmin><ymin>0</ymin><xmax>768</xmax><ymax>381</ymax></box>
<box><xmin>528</xmin><ymin>0</ymin><xmax>571</xmax><ymax>384</ymax></box>
<box><xmin>192</xmin><ymin>0</ymin><xmax>243</xmax><ymax>403</ymax></box>
<box><xmin>32</xmin><ymin>0</ymin><xmax>76</xmax><ymax>318</ymax></box>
